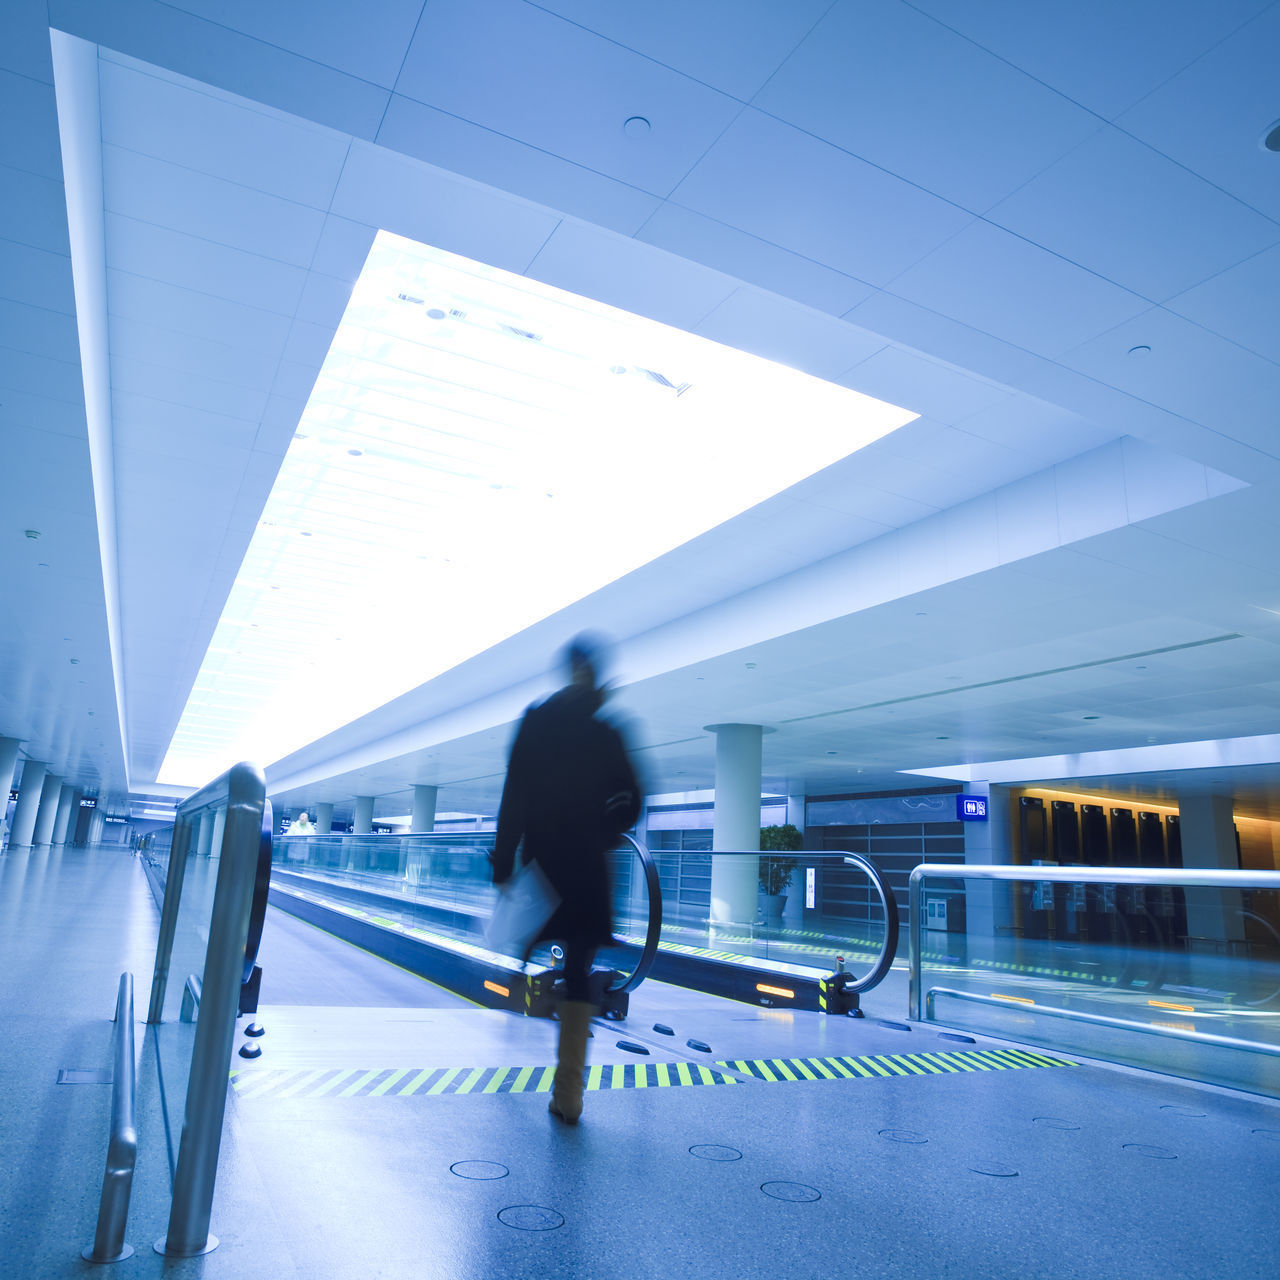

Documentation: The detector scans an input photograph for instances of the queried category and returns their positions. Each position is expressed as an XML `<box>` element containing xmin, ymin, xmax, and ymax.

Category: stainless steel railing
<box><xmin>908</xmin><ymin>863</ymin><xmax>1280</xmax><ymax>1049</ymax></box>
<box><xmin>82</xmin><ymin>972</ymin><xmax>137</xmax><ymax>1264</ymax></box>
<box><xmin>146</xmin><ymin>761</ymin><xmax>267</xmax><ymax>1259</ymax></box>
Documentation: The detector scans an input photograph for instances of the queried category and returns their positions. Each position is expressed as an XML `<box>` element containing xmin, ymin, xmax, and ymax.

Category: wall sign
<box><xmin>956</xmin><ymin>794</ymin><xmax>988</xmax><ymax>821</ymax></box>
<box><xmin>79</xmin><ymin>797</ymin><xmax>98</xmax><ymax>809</ymax></box>
<box><xmin>805</xmin><ymin>866</ymin><xmax>816</xmax><ymax>910</ymax></box>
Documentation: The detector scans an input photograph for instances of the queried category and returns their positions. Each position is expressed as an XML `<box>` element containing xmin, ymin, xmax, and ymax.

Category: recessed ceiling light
<box><xmin>623</xmin><ymin>115</ymin><xmax>651</xmax><ymax>138</ymax></box>
<box><xmin>745</xmin><ymin>662</ymin><xmax>757</xmax><ymax>670</ymax></box>
<box><xmin>70</xmin><ymin>658</ymin><xmax>79</xmax><ymax>665</ymax></box>
<box><xmin>1128</xmin><ymin>344</ymin><xmax>1151</xmax><ymax>358</ymax></box>
<box><xmin>826</xmin><ymin>750</ymin><xmax>837</xmax><ymax>756</ymax></box>
<box><xmin>1083</xmin><ymin>714</ymin><xmax>1100</xmax><ymax>720</ymax></box>
<box><xmin>24</xmin><ymin>529</ymin><xmax>40</xmax><ymax>539</ymax></box>
<box><xmin>347</xmin><ymin>449</ymin><xmax>363</xmax><ymax>457</ymax></box>
<box><xmin>1262</xmin><ymin>119</ymin><xmax>1280</xmax><ymax>152</ymax></box>
<box><xmin>936</xmin><ymin>735</ymin><xmax>949</xmax><ymax>740</ymax></box>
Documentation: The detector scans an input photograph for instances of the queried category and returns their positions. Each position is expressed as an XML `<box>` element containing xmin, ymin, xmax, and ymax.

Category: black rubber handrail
<box><xmin>839</xmin><ymin>852</ymin><xmax>899</xmax><ymax>993</ymax></box>
<box><xmin>609</xmin><ymin>834</ymin><xmax>663</xmax><ymax>994</ymax></box>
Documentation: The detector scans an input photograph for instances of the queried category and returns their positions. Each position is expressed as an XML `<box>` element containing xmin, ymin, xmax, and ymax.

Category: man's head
<box><xmin>563</xmin><ymin>632</ymin><xmax>610</xmax><ymax>690</ymax></box>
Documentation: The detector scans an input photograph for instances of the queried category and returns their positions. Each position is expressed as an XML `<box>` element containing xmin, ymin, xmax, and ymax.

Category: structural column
<box><xmin>9</xmin><ymin>760</ymin><xmax>47</xmax><ymax>848</ymax></box>
<box><xmin>707</xmin><ymin>724</ymin><xmax>763</xmax><ymax>926</ymax></box>
<box><xmin>88</xmin><ymin>808</ymin><xmax>105</xmax><ymax>843</ymax></box>
<box><xmin>960</xmin><ymin>781</ymin><xmax>1014</xmax><ymax>963</ymax></box>
<box><xmin>353</xmin><ymin>796</ymin><xmax>374</xmax><ymax>835</ymax></box>
<box><xmin>1178</xmin><ymin>792</ymin><xmax>1245</xmax><ymax>949</ymax></box>
<box><xmin>196</xmin><ymin>810</ymin><xmax>214</xmax><ymax>857</ymax></box>
<box><xmin>411</xmin><ymin>785</ymin><xmax>437</xmax><ymax>834</ymax></box>
<box><xmin>315</xmin><ymin>802</ymin><xmax>333</xmax><ymax>835</ymax></box>
<box><xmin>210</xmin><ymin>806</ymin><xmax>226</xmax><ymax>858</ymax></box>
<box><xmin>33</xmin><ymin>773</ymin><xmax>63</xmax><ymax>845</ymax></box>
<box><xmin>52</xmin><ymin>785</ymin><xmax>75</xmax><ymax>844</ymax></box>
<box><xmin>0</xmin><ymin>738</ymin><xmax>21</xmax><ymax>847</ymax></box>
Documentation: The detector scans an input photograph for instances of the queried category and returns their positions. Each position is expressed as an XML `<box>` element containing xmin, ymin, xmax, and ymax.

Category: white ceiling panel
<box><xmin>1117</xmin><ymin>3</ymin><xmax>1280</xmax><ymax>221</ymax></box>
<box><xmin>377</xmin><ymin>94</ymin><xmax>661</xmax><ymax>238</ymax></box>
<box><xmin>635</xmin><ymin>203</ymin><xmax>874</xmax><ymax>317</ymax></box>
<box><xmin>1060</xmin><ymin>306</ymin><xmax>1280</xmax><ymax>454</ymax></box>
<box><xmin>671</xmin><ymin>109</ymin><xmax>974</xmax><ymax>286</ymax></box>
<box><xmin>0</xmin><ymin>296</ymin><xmax>81</xmax><ymax>363</ymax></box>
<box><xmin>884</xmin><ymin>220</ymin><xmax>1150</xmax><ymax>357</ymax></box>
<box><xmin>102</xmin><ymin>145</ymin><xmax>327</xmax><ymax>269</ymax></box>
<box><xmin>0</xmin><ymin>69</ymin><xmax>63</xmax><ymax>178</ymax></box>
<box><xmin>694</xmin><ymin>288</ymin><xmax>886</xmax><ymax>381</ymax></box>
<box><xmin>0</xmin><ymin>165</ymin><xmax>71</xmax><ymax>256</ymax></box>
<box><xmin>268</xmin><ymin>359</ymin><xmax>321</xmax><ymax>404</ymax></box>
<box><xmin>839</xmin><ymin>346</ymin><xmax>1010</xmax><ymax>424</ymax></box>
<box><xmin>64</xmin><ymin>1</ymin><xmax>389</xmax><ymax>139</ymax></box>
<box><xmin>112</xmin><ymin>392</ymin><xmax>260</xmax><ymax>459</ymax></box>
<box><xmin>253</xmin><ymin>394</ymin><xmax>306</xmax><ymax>454</ymax></box>
<box><xmin>987</xmin><ymin>126</ymin><xmax>1280</xmax><ymax>301</ymax></box>
<box><xmin>755</xmin><ymin>0</ymin><xmax>1101</xmax><ymax>212</ymax></box>
<box><xmin>106</xmin><ymin>268</ymin><xmax>293</xmax><ymax>353</ymax></box>
<box><xmin>330</xmin><ymin>141</ymin><xmax>561</xmax><ymax>278</ymax></box>
<box><xmin>534</xmin><ymin>0</ymin><xmax>830</xmax><ymax>100</ymax></box>
<box><xmin>0</xmin><ymin>344</ymin><xmax>83</xmax><ymax>404</ymax></box>
<box><xmin>957</xmin><ymin>396</ymin><xmax>1117</xmax><ymax>469</ymax></box>
<box><xmin>105</xmin><ymin>214</ymin><xmax>308</xmax><ymax>314</ymax></box>
<box><xmin>161</xmin><ymin>0</ymin><xmax>423</xmax><ymax>88</ymax></box>
<box><xmin>0</xmin><ymin>3</ymin><xmax>54</xmax><ymax>83</ymax></box>
<box><xmin>0</xmin><ymin>237</ymin><xmax>76</xmax><ymax>315</ymax></box>
<box><xmin>310</xmin><ymin>215</ymin><xmax>377</xmax><ymax>282</ymax></box>
<box><xmin>108</xmin><ymin>314</ymin><xmax>281</xmax><ymax>393</ymax></box>
<box><xmin>108</xmin><ymin>353</ymin><xmax>268</xmax><ymax>424</ymax></box>
<box><xmin>397</xmin><ymin>0</ymin><xmax>742</xmax><ymax>197</ymax></box>
<box><xmin>0</xmin><ymin>387</ymin><xmax>87</xmax><ymax>439</ymax></box>
<box><xmin>98</xmin><ymin>56</ymin><xmax>350</xmax><ymax>209</ymax></box>
<box><xmin>292</xmin><ymin>272</ymin><xmax>356</xmax><ymax>330</ymax></box>
<box><xmin>526</xmin><ymin>220</ymin><xmax>736</xmax><ymax>334</ymax></box>
<box><xmin>906</xmin><ymin>0</ymin><xmax>1270</xmax><ymax>120</ymax></box>
<box><xmin>1164</xmin><ymin>242</ymin><xmax>1280</xmax><ymax>361</ymax></box>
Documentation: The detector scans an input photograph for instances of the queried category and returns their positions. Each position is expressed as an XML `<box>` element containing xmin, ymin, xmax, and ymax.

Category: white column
<box><xmin>52</xmin><ymin>785</ymin><xmax>76</xmax><ymax>844</ymax></box>
<box><xmin>88</xmin><ymin>808</ymin><xmax>105</xmax><ymax>843</ymax></box>
<box><xmin>411</xmin><ymin>785</ymin><xmax>438</xmax><ymax>834</ymax></box>
<box><xmin>960</xmin><ymin>781</ymin><xmax>1013</xmax><ymax>961</ymax></box>
<box><xmin>196</xmin><ymin>810</ymin><xmax>214</xmax><ymax>856</ymax></box>
<box><xmin>0</xmin><ymin>739</ymin><xmax>21</xmax><ymax>847</ymax></box>
<box><xmin>1179</xmin><ymin>792</ymin><xmax>1245</xmax><ymax>947</ymax></box>
<box><xmin>33</xmin><ymin>773</ymin><xmax>63</xmax><ymax>845</ymax></box>
<box><xmin>211</xmin><ymin>806</ymin><xmax>227</xmax><ymax>857</ymax></box>
<box><xmin>9</xmin><ymin>760</ymin><xmax>47</xmax><ymax>848</ymax></box>
<box><xmin>353</xmin><ymin>796</ymin><xmax>374</xmax><ymax>835</ymax></box>
<box><xmin>315</xmin><ymin>802</ymin><xmax>333</xmax><ymax>834</ymax></box>
<box><xmin>707</xmin><ymin>724</ymin><xmax>763</xmax><ymax>926</ymax></box>
<box><xmin>786</xmin><ymin>793</ymin><xmax>806</xmax><ymax>835</ymax></box>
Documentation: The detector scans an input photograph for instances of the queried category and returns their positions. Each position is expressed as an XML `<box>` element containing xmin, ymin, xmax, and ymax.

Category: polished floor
<box><xmin>3</xmin><ymin>844</ymin><xmax>1279</xmax><ymax>1279</ymax></box>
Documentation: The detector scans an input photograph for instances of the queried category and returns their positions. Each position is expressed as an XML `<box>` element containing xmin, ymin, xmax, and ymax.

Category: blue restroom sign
<box><xmin>956</xmin><ymin>794</ymin><xmax>988</xmax><ymax>821</ymax></box>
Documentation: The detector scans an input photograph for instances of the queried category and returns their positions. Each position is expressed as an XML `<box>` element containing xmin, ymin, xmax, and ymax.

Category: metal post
<box><xmin>147</xmin><ymin>816</ymin><xmax>193</xmax><ymax>1024</ymax></box>
<box><xmin>83</xmin><ymin>973</ymin><xmax>136</xmax><ymax>1264</ymax></box>
<box><xmin>159</xmin><ymin>764</ymin><xmax>265</xmax><ymax>1257</ymax></box>
<box><xmin>909</xmin><ymin>871</ymin><xmax>923</xmax><ymax>1022</ymax></box>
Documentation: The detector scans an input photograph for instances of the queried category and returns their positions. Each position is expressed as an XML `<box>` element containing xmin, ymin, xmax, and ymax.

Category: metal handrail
<box><xmin>147</xmin><ymin>762</ymin><xmax>267</xmax><ymax>1259</ymax></box>
<box><xmin>841</xmin><ymin>853</ymin><xmax>898</xmax><ymax>992</ymax></box>
<box><xmin>82</xmin><ymin>972</ymin><xmax>136</xmax><ymax>1264</ymax></box>
<box><xmin>908</xmin><ymin>862</ymin><xmax>1280</xmax><ymax>1022</ymax></box>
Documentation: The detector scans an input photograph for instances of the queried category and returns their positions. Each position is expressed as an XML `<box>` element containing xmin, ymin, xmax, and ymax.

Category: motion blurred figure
<box><xmin>492</xmin><ymin>634</ymin><xmax>641</xmax><ymax>1124</ymax></box>
<box><xmin>289</xmin><ymin>811</ymin><xmax>315</xmax><ymax>835</ymax></box>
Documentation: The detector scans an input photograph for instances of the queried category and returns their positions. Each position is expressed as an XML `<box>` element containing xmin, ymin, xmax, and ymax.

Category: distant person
<box><xmin>290</xmin><ymin>812</ymin><xmax>315</xmax><ymax>835</ymax></box>
<box><xmin>492</xmin><ymin>634</ymin><xmax>641</xmax><ymax>1125</ymax></box>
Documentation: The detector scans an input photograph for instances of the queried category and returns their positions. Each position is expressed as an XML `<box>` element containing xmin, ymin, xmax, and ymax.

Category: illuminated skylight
<box><xmin>159</xmin><ymin>231</ymin><xmax>917</xmax><ymax>785</ymax></box>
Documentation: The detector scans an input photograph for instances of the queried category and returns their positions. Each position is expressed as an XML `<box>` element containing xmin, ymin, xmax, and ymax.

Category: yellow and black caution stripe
<box><xmin>230</xmin><ymin>1061</ymin><xmax>740</xmax><ymax>1099</ymax></box>
<box><xmin>718</xmin><ymin>1047</ymin><xmax>1075</xmax><ymax>1082</ymax></box>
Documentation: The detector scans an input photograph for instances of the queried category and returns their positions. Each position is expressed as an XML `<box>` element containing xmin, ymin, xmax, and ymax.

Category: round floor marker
<box><xmin>1159</xmin><ymin>1105</ymin><xmax>1206</xmax><ymax>1118</ymax></box>
<box><xmin>1123</xmin><ymin>1144</ymin><xmax>1176</xmax><ymax>1159</ymax></box>
<box><xmin>686</xmin><ymin>1039</ymin><xmax>712</xmax><ymax>1053</ymax></box>
<box><xmin>653</xmin><ymin>1024</ymin><xmax>675</xmax><ymax>1035</ymax></box>
<box><xmin>938</xmin><ymin>1032</ymin><xmax>975</xmax><ymax>1044</ymax></box>
<box><xmin>1033</xmin><ymin>1117</ymin><xmax>1081</xmax><ymax>1130</ymax></box>
<box><xmin>616</xmin><ymin>1040</ymin><xmax>650</xmax><ymax>1055</ymax></box>
<box><xmin>879</xmin><ymin>1129</ymin><xmax>928</xmax><ymax>1144</ymax></box>
<box><xmin>761</xmin><ymin>1181</ymin><xmax>820</xmax><ymax>1203</ymax></box>
<box><xmin>877</xmin><ymin>1020</ymin><xmax>911</xmax><ymax>1032</ymax></box>
<box><xmin>690</xmin><ymin>1144</ymin><xmax>742</xmax><ymax>1162</ymax></box>
<box><xmin>498</xmin><ymin>1205</ymin><xmax>564</xmax><ymax>1231</ymax></box>
<box><xmin>451</xmin><ymin>1161</ymin><xmax>508</xmax><ymax>1180</ymax></box>
<box><xmin>970</xmin><ymin>1163</ymin><xmax>1019</xmax><ymax>1177</ymax></box>
<box><xmin>1251</xmin><ymin>1129</ymin><xmax>1280</xmax><ymax>1142</ymax></box>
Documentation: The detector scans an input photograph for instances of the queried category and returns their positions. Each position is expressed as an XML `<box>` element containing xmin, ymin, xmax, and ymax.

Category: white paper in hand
<box><xmin>486</xmin><ymin>859</ymin><xmax>560</xmax><ymax>961</ymax></box>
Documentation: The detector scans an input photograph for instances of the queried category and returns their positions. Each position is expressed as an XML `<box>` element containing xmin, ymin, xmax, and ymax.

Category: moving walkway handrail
<box><xmin>840</xmin><ymin>852</ymin><xmax>898</xmax><ymax>993</ymax></box>
<box><xmin>83</xmin><ymin>972</ymin><xmax>136</xmax><ymax>1264</ymax></box>
<box><xmin>613</xmin><ymin>834</ymin><xmax>662</xmax><ymax>994</ymax></box>
<box><xmin>908</xmin><ymin>862</ymin><xmax>1280</xmax><ymax>1022</ymax></box>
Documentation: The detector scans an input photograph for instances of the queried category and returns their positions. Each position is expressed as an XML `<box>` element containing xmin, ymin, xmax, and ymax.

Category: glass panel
<box><xmin>917</xmin><ymin>872</ymin><xmax>1280</xmax><ymax>1096</ymax></box>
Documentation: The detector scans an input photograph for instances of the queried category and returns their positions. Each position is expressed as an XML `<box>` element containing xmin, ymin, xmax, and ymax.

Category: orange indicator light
<box><xmin>756</xmin><ymin>983</ymin><xmax>795</xmax><ymax>999</ymax></box>
<box><xmin>1148</xmin><ymin>999</ymin><xmax>1195</xmax><ymax>1013</ymax></box>
<box><xmin>483</xmin><ymin>980</ymin><xmax>510</xmax><ymax>998</ymax></box>
<box><xmin>991</xmin><ymin>993</ymin><xmax>1034</xmax><ymax>1005</ymax></box>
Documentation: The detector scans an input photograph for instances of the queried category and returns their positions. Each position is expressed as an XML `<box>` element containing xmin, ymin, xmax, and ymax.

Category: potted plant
<box><xmin>759</xmin><ymin>823</ymin><xmax>803</xmax><ymax>923</ymax></box>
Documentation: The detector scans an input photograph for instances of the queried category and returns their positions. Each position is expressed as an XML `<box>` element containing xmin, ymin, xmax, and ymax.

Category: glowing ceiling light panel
<box><xmin>159</xmin><ymin>231</ymin><xmax>917</xmax><ymax>785</ymax></box>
